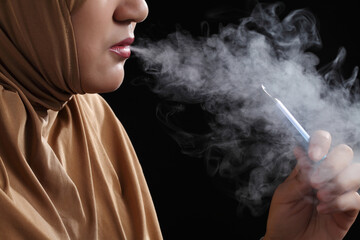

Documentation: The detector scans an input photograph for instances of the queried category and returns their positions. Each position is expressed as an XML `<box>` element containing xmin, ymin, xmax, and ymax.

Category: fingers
<box><xmin>313</xmin><ymin>145</ymin><xmax>360</xmax><ymax>215</ymax></box>
<box><xmin>294</xmin><ymin>130</ymin><xmax>360</xmax><ymax>215</ymax></box>
<box><xmin>308</xmin><ymin>130</ymin><xmax>332</xmax><ymax>162</ymax></box>
<box><xmin>317</xmin><ymin>191</ymin><xmax>360</xmax><ymax>214</ymax></box>
<box><xmin>310</xmin><ymin>144</ymin><xmax>354</xmax><ymax>188</ymax></box>
<box><xmin>316</xmin><ymin>163</ymin><xmax>360</xmax><ymax>203</ymax></box>
<box><xmin>301</xmin><ymin>130</ymin><xmax>360</xmax><ymax>215</ymax></box>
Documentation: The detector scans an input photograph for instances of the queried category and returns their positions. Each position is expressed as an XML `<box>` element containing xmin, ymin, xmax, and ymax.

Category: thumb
<box><xmin>293</xmin><ymin>146</ymin><xmax>313</xmax><ymax>180</ymax></box>
<box><xmin>274</xmin><ymin>147</ymin><xmax>313</xmax><ymax>202</ymax></box>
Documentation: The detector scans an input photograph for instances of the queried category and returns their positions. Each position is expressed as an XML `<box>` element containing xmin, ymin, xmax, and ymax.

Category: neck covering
<box><xmin>0</xmin><ymin>1</ymin><xmax>162</xmax><ymax>239</ymax></box>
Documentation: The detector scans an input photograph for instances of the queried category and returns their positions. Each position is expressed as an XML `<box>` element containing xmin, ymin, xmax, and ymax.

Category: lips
<box><xmin>110</xmin><ymin>38</ymin><xmax>134</xmax><ymax>58</ymax></box>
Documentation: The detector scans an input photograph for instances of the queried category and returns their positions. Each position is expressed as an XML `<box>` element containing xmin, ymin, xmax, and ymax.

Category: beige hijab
<box><xmin>0</xmin><ymin>0</ymin><xmax>162</xmax><ymax>239</ymax></box>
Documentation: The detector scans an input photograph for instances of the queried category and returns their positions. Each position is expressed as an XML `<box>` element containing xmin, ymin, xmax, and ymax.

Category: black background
<box><xmin>102</xmin><ymin>0</ymin><xmax>360</xmax><ymax>239</ymax></box>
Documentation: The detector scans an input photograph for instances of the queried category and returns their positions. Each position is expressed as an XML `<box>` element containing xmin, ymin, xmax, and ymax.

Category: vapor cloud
<box><xmin>133</xmin><ymin>3</ymin><xmax>360</xmax><ymax>215</ymax></box>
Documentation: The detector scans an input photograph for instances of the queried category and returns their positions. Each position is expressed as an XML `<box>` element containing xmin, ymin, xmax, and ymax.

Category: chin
<box><xmin>104</xmin><ymin>79</ymin><xmax>124</xmax><ymax>93</ymax></box>
<box><xmin>82</xmin><ymin>75</ymin><xmax>124</xmax><ymax>94</ymax></box>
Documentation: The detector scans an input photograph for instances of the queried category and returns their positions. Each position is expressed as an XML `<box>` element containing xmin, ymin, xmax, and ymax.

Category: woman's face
<box><xmin>71</xmin><ymin>0</ymin><xmax>148</xmax><ymax>93</ymax></box>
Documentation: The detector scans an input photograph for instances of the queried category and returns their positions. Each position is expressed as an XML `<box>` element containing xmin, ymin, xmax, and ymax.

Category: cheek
<box><xmin>73</xmin><ymin>19</ymin><xmax>124</xmax><ymax>93</ymax></box>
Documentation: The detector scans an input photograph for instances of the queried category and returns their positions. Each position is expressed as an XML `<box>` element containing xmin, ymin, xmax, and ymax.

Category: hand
<box><xmin>264</xmin><ymin>130</ymin><xmax>360</xmax><ymax>240</ymax></box>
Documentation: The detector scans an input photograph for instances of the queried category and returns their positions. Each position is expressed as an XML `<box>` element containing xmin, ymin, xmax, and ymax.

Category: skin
<box><xmin>71</xmin><ymin>0</ymin><xmax>148</xmax><ymax>93</ymax></box>
<box><xmin>70</xmin><ymin>1</ymin><xmax>360</xmax><ymax>239</ymax></box>
<box><xmin>264</xmin><ymin>130</ymin><xmax>360</xmax><ymax>240</ymax></box>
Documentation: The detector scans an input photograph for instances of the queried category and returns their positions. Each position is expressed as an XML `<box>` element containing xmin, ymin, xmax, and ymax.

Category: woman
<box><xmin>0</xmin><ymin>0</ymin><xmax>359</xmax><ymax>239</ymax></box>
<box><xmin>0</xmin><ymin>0</ymin><xmax>160</xmax><ymax>239</ymax></box>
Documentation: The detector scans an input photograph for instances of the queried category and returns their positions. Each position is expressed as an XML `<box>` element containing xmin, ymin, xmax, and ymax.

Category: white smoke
<box><xmin>132</xmin><ymin>3</ymin><xmax>360</xmax><ymax>215</ymax></box>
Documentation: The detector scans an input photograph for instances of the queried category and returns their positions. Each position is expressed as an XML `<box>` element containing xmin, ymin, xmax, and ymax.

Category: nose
<box><xmin>113</xmin><ymin>0</ymin><xmax>149</xmax><ymax>23</ymax></box>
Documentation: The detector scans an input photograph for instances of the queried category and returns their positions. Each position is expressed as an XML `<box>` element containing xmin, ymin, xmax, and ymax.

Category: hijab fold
<box><xmin>0</xmin><ymin>0</ymin><xmax>83</xmax><ymax>110</ymax></box>
<box><xmin>0</xmin><ymin>0</ymin><xmax>162</xmax><ymax>239</ymax></box>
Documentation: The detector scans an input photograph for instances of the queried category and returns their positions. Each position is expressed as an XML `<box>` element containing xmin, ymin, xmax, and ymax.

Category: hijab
<box><xmin>0</xmin><ymin>0</ymin><xmax>162</xmax><ymax>239</ymax></box>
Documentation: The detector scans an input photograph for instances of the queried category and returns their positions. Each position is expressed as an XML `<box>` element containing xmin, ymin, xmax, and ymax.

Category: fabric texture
<box><xmin>0</xmin><ymin>0</ymin><xmax>162</xmax><ymax>239</ymax></box>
